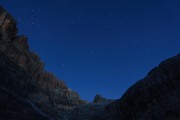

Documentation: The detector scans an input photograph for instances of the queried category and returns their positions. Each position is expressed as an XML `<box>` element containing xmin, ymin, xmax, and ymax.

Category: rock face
<box><xmin>0</xmin><ymin>50</ymin><xmax>50</xmax><ymax>120</ymax></box>
<box><xmin>66</xmin><ymin>102</ymin><xmax>111</xmax><ymax>120</ymax></box>
<box><xmin>0</xmin><ymin>88</ymin><xmax>49</xmax><ymax>120</ymax></box>
<box><xmin>0</xmin><ymin>6</ymin><xmax>85</xmax><ymax>120</ymax></box>
<box><xmin>93</xmin><ymin>94</ymin><xmax>107</xmax><ymax>103</ymax></box>
<box><xmin>105</xmin><ymin>54</ymin><xmax>180</xmax><ymax>120</ymax></box>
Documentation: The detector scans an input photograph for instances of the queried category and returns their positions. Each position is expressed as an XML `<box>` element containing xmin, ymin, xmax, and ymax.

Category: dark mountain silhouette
<box><xmin>105</xmin><ymin>54</ymin><xmax>180</xmax><ymax>120</ymax></box>
<box><xmin>0</xmin><ymin>6</ymin><xmax>85</xmax><ymax>120</ymax></box>
<box><xmin>0</xmin><ymin>6</ymin><xmax>180</xmax><ymax>120</ymax></box>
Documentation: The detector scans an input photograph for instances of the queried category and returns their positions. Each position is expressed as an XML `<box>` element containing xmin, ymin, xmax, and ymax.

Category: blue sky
<box><xmin>1</xmin><ymin>0</ymin><xmax>180</xmax><ymax>101</ymax></box>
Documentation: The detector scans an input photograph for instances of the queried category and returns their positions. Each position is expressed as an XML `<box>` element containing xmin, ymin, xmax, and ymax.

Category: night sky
<box><xmin>1</xmin><ymin>0</ymin><xmax>180</xmax><ymax>101</ymax></box>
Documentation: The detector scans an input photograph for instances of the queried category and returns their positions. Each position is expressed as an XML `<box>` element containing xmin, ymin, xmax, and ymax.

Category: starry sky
<box><xmin>1</xmin><ymin>0</ymin><xmax>180</xmax><ymax>101</ymax></box>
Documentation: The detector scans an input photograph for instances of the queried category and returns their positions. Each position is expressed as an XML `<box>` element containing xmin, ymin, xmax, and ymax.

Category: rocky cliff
<box><xmin>105</xmin><ymin>54</ymin><xmax>180</xmax><ymax>120</ymax></box>
<box><xmin>0</xmin><ymin>50</ymin><xmax>50</xmax><ymax>120</ymax></box>
<box><xmin>0</xmin><ymin>6</ymin><xmax>85</xmax><ymax>120</ymax></box>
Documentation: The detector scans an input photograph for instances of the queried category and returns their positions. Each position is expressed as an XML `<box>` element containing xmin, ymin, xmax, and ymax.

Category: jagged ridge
<box><xmin>0</xmin><ymin>6</ymin><xmax>85</xmax><ymax>120</ymax></box>
<box><xmin>105</xmin><ymin>54</ymin><xmax>180</xmax><ymax>120</ymax></box>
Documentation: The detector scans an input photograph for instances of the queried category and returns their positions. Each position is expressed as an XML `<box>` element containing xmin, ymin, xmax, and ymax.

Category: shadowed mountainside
<box><xmin>0</xmin><ymin>6</ymin><xmax>86</xmax><ymax>120</ymax></box>
<box><xmin>105</xmin><ymin>54</ymin><xmax>180</xmax><ymax>120</ymax></box>
<box><xmin>0</xmin><ymin>50</ymin><xmax>50</xmax><ymax>120</ymax></box>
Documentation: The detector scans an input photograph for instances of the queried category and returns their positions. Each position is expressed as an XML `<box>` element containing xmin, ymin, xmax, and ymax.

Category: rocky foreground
<box><xmin>0</xmin><ymin>6</ymin><xmax>180</xmax><ymax>120</ymax></box>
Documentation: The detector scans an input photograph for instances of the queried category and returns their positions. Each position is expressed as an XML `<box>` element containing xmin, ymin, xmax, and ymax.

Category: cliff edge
<box><xmin>0</xmin><ymin>6</ymin><xmax>85</xmax><ymax>120</ymax></box>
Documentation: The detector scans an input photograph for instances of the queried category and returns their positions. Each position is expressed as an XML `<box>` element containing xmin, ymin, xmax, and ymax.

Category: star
<box><xmin>109</xmin><ymin>25</ymin><xmax>112</xmax><ymax>28</ymax></box>
<box><xmin>61</xmin><ymin>64</ymin><xmax>65</xmax><ymax>67</ymax></box>
<box><xmin>109</xmin><ymin>13</ymin><xmax>113</xmax><ymax>17</ymax></box>
<box><xmin>90</xmin><ymin>50</ymin><xmax>94</xmax><ymax>54</ymax></box>
<box><xmin>18</xmin><ymin>17</ymin><xmax>21</xmax><ymax>22</ymax></box>
<box><xmin>134</xmin><ymin>40</ymin><xmax>139</xmax><ymax>42</ymax></box>
<box><xmin>175</xmin><ymin>18</ymin><xmax>179</xmax><ymax>21</ymax></box>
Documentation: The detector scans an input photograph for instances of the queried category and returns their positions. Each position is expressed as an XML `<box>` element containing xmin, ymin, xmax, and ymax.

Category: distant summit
<box><xmin>93</xmin><ymin>94</ymin><xmax>107</xmax><ymax>103</ymax></box>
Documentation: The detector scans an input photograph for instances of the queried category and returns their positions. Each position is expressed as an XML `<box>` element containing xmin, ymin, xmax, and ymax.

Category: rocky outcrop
<box><xmin>0</xmin><ymin>6</ymin><xmax>85</xmax><ymax>120</ymax></box>
<box><xmin>66</xmin><ymin>101</ymin><xmax>112</xmax><ymax>120</ymax></box>
<box><xmin>0</xmin><ymin>50</ymin><xmax>50</xmax><ymax>120</ymax></box>
<box><xmin>93</xmin><ymin>94</ymin><xmax>107</xmax><ymax>103</ymax></box>
<box><xmin>105</xmin><ymin>54</ymin><xmax>180</xmax><ymax>120</ymax></box>
<box><xmin>66</xmin><ymin>94</ymin><xmax>114</xmax><ymax>120</ymax></box>
<box><xmin>0</xmin><ymin>6</ymin><xmax>17</xmax><ymax>39</ymax></box>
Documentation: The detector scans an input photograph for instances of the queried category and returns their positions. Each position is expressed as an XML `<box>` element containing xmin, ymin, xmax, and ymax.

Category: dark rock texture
<box><xmin>66</xmin><ymin>101</ymin><xmax>112</xmax><ymax>120</ymax></box>
<box><xmin>0</xmin><ymin>6</ymin><xmax>85</xmax><ymax>120</ymax></box>
<box><xmin>93</xmin><ymin>94</ymin><xmax>107</xmax><ymax>103</ymax></box>
<box><xmin>0</xmin><ymin>50</ymin><xmax>51</xmax><ymax>120</ymax></box>
<box><xmin>0</xmin><ymin>87</ymin><xmax>49</xmax><ymax>120</ymax></box>
<box><xmin>65</xmin><ymin>94</ymin><xmax>114</xmax><ymax>120</ymax></box>
<box><xmin>106</xmin><ymin>54</ymin><xmax>180</xmax><ymax>120</ymax></box>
